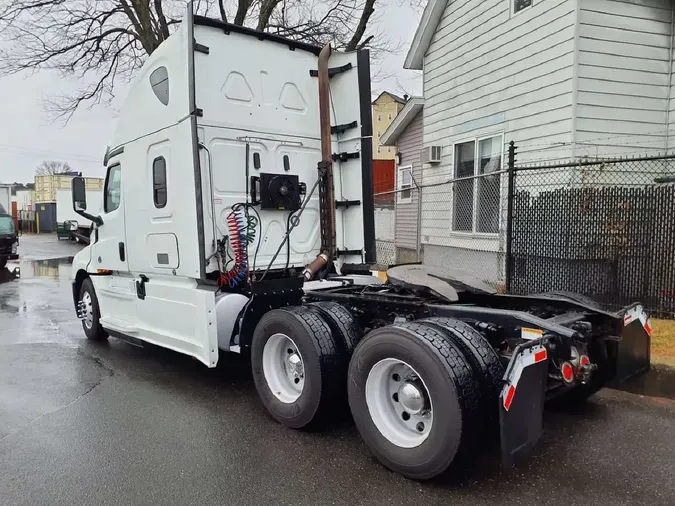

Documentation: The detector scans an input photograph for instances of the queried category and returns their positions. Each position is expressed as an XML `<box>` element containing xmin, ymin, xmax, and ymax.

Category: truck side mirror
<box><xmin>72</xmin><ymin>177</ymin><xmax>87</xmax><ymax>211</ymax></box>
<box><xmin>71</xmin><ymin>176</ymin><xmax>103</xmax><ymax>226</ymax></box>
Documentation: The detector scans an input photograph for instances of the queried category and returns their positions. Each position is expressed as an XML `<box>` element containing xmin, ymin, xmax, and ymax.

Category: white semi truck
<box><xmin>69</xmin><ymin>3</ymin><xmax>651</xmax><ymax>480</ymax></box>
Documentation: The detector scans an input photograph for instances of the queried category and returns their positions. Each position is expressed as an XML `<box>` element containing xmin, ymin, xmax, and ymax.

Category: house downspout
<box><xmin>665</xmin><ymin>6</ymin><xmax>674</xmax><ymax>152</ymax></box>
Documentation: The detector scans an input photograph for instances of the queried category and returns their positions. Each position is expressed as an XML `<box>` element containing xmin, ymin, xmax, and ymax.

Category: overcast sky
<box><xmin>0</xmin><ymin>1</ymin><xmax>421</xmax><ymax>184</ymax></box>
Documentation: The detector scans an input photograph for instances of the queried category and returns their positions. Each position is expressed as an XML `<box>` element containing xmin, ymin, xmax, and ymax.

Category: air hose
<box><xmin>219</xmin><ymin>207</ymin><xmax>257</xmax><ymax>288</ymax></box>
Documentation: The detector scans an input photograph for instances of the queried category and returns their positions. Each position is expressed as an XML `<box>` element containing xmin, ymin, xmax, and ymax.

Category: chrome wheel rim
<box><xmin>82</xmin><ymin>291</ymin><xmax>94</xmax><ymax>330</ymax></box>
<box><xmin>365</xmin><ymin>358</ymin><xmax>433</xmax><ymax>448</ymax></box>
<box><xmin>262</xmin><ymin>333</ymin><xmax>305</xmax><ymax>403</ymax></box>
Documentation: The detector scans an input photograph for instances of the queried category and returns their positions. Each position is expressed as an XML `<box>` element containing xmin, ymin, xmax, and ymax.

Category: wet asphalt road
<box><xmin>1</xmin><ymin>235</ymin><xmax>675</xmax><ymax>505</ymax></box>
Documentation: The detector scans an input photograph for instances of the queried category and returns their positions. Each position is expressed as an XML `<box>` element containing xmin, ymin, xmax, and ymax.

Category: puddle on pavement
<box><xmin>616</xmin><ymin>365</ymin><xmax>675</xmax><ymax>400</ymax></box>
<box><xmin>0</xmin><ymin>257</ymin><xmax>74</xmax><ymax>285</ymax></box>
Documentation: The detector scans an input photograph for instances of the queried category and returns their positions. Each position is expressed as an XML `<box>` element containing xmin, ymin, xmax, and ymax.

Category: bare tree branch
<box><xmin>234</xmin><ymin>0</ymin><xmax>253</xmax><ymax>25</ymax></box>
<box><xmin>345</xmin><ymin>0</ymin><xmax>375</xmax><ymax>51</ymax></box>
<box><xmin>35</xmin><ymin>160</ymin><xmax>73</xmax><ymax>176</ymax></box>
<box><xmin>218</xmin><ymin>0</ymin><xmax>228</xmax><ymax>22</ymax></box>
<box><xmin>0</xmin><ymin>0</ymin><xmax>403</xmax><ymax>121</ymax></box>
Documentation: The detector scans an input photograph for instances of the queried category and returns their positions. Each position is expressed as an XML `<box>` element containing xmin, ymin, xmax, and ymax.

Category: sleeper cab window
<box><xmin>104</xmin><ymin>165</ymin><xmax>122</xmax><ymax>213</ymax></box>
<box><xmin>153</xmin><ymin>157</ymin><xmax>167</xmax><ymax>208</ymax></box>
<box><xmin>149</xmin><ymin>66</ymin><xmax>169</xmax><ymax>106</ymax></box>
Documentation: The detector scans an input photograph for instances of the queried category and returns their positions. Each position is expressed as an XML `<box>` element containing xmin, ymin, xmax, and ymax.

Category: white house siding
<box><xmin>419</xmin><ymin>0</ymin><xmax>577</xmax><ymax>286</ymax></box>
<box><xmin>577</xmin><ymin>0</ymin><xmax>674</xmax><ymax>157</ymax></box>
<box><xmin>395</xmin><ymin>110</ymin><xmax>424</xmax><ymax>259</ymax></box>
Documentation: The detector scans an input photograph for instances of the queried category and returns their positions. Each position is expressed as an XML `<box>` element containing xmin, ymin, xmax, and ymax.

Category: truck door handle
<box><xmin>118</xmin><ymin>242</ymin><xmax>125</xmax><ymax>261</ymax></box>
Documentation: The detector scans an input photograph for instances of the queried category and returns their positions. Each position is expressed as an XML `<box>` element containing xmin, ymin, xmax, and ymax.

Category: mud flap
<box><xmin>499</xmin><ymin>343</ymin><xmax>549</xmax><ymax>467</ymax></box>
<box><xmin>615</xmin><ymin>304</ymin><xmax>651</xmax><ymax>384</ymax></box>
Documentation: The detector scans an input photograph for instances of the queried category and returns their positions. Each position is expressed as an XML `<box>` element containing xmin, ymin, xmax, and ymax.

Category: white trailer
<box><xmin>56</xmin><ymin>189</ymin><xmax>102</xmax><ymax>243</ymax></box>
<box><xmin>67</xmin><ymin>2</ymin><xmax>650</xmax><ymax>482</ymax></box>
<box><xmin>0</xmin><ymin>185</ymin><xmax>10</xmax><ymax>215</ymax></box>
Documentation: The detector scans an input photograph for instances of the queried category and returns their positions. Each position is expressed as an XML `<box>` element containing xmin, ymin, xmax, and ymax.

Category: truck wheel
<box><xmin>251</xmin><ymin>306</ymin><xmax>341</xmax><ymax>430</ymax></box>
<box><xmin>79</xmin><ymin>278</ymin><xmax>108</xmax><ymax>341</ymax></box>
<box><xmin>348</xmin><ymin>322</ymin><xmax>481</xmax><ymax>480</ymax></box>
<box><xmin>420</xmin><ymin>318</ymin><xmax>503</xmax><ymax>429</ymax></box>
<box><xmin>307</xmin><ymin>301</ymin><xmax>363</xmax><ymax>357</ymax></box>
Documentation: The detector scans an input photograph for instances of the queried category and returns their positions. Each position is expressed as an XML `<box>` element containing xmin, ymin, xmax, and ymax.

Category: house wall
<box><xmin>577</xmin><ymin>0</ymin><xmax>674</xmax><ymax>156</ymax></box>
<box><xmin>373</xmin><ymin>94</ymin><xmax>405</xmax><ymax>160</ymax></box>
<box><xmin>419</xmin><ymin>0</ymin><xmax>577</xmax><ymax>285</ymax></box>
<box><xmin>395</xmin><ymin>110</ymin><xmax>423</xmax><ymax>252</ymax></box>
<box><xmin>422</xmin><ymin>0</ymin><xmax>577</xmax><ymax>163</ymax></box>
<box><xmin>669</xmin><ymin>14</ymin><xmax>675</xmax><ymax>151</ymax></box>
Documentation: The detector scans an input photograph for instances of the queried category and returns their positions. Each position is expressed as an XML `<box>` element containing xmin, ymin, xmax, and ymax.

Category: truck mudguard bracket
<box><xmin>332</xmin><ymin>151</ymin><xmax>360</xmax><ymax>162</ymax></box>
<box><xmin>331</xmin><ymin>121</ymin><xmax>358</xmax><ymax>135</ymax></box>
<box><xmin>499</xmin><ymin>342</ymin><xmax>549</xmax><ymax>467</ymax></box>
<box><xmin>309</xmin><ymin>63</ymin><xmax>353</xmax><ymax>78</ymax></box>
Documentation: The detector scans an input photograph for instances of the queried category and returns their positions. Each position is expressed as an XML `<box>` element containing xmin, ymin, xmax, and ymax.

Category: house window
<box><xmin>513</xmin><ymin>0</ymin><xmax>533</xmax><ymax>14</ymax></box>
<box><xmin>398</xmin><ymin>166</ymin><xmax>413</xmax><ymax>203</ymax></box>
<box><xmin>153</xmin><ymin>156</ymin><xmax>167</xmax><ymax>208</ymax></box>
<box><xmin>452</xmin><ymin>135</ymin><xmax>502</xmax><ymax>234</ymax></box>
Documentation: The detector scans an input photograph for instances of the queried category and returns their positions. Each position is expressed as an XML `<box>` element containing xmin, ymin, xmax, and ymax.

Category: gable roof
<box><xmin>372</xmin><ymin>90</ymin><xmax>407</xmax><ymax>105</ymax></box>
<box><xmin>404</xmin><ymin>0</ymin><xmax>448</xmax><ymax>70</ymax></box>
<box><xmin>380</xmin><ymin>97</ymin><xmax>424</xmax><ymax>145</ymax></box>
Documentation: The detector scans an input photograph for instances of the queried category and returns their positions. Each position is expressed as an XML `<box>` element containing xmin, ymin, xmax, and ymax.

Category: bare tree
<box><xmin>0</xmin><ymin>0</ymin><xmax>398</xmax><ymax>122</ymax></box>
<box><xmin>35</xmin><ymin>160</ymin><xmax>73</xmax><ymax>176</ymax></box>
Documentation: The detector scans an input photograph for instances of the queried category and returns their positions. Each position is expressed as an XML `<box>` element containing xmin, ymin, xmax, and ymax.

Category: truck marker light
<box><xmin>561</xmin><ymin>362</ymin><xmax>574</xmax><ymax>383</ymax></box>
<box><xmin>97</xmin><ymin>269</ymin><xmax>113</xmax><ymax>275</ymax></box>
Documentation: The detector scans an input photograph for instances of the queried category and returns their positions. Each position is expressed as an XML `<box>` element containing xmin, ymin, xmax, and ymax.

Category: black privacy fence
<box><xmin>505</xmin><ymin>150</ymin><xmax>675</xmax><ymax>319</ymax></box>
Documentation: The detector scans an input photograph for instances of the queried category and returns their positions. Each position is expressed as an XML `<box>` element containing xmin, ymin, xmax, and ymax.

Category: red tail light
<box><xmin>580</xmin><ymin>355</ymin><xmax>590</xmax><ymax>367</ymax></box>
<box><xmin>561</xmin><ymin>362</ymin><xmax>574</xmax><ymax>383</ymax></box>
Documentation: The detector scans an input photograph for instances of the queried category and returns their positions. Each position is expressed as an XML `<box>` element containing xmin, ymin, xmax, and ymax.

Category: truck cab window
<box><xmin>104</xmin><ymin>165</ymin><xmax>121</xmax><ymax>213</ymax></box>
<box><xmin>153</xmin><ymin>157</ymin><xmax>167</xmax><ymax>208</ymax></box>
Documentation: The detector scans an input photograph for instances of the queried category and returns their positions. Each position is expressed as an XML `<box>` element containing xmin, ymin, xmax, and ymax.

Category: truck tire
<box><xmin>79</xmin><ymin>278</ymin><xmax>108</xmax><ymax>341</ymax></box>
<box><xmin>251</xmin><ymin>306</ymin><xmax>342</xmax><ymax>430</ymax></box>
<box><xmin>307</xmin><ymin>301</ymin><xmax>362</xmax><ymax>357</ymax></box>
<box><xmin>420</xmin><ymin>317</ymin><xmax>503</xmax><ymax>429</ymax></box>
<box><xmin>347</xmin><ymin>322</ymin><xmax>481</xmax><ymax>480</ymax></box>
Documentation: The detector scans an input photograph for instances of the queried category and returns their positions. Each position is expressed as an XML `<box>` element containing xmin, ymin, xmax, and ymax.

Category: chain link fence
<box><xmin>372</xmin><ymin>141</ymin><xmax>675</xmax><ymax>317</ymax></box>
<box><xmin>373</xmin><ymin>149</ymin><xmax>508</xmax><ymax>290</ymax></box>
<box><xmin>509</xmin><ymin>151</ymin><xmax>675</xmax><ymax>318</ymax></box>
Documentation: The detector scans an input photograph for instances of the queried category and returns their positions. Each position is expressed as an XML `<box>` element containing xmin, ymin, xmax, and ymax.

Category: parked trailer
<box><xmin>68</xmin><ymin>3</ymin><xmax>651</xmax><ymax>481</ymax></box>
<box><xmin>0</xmin><ymin>184</ymin><xmax>10</xmax><ymax>215</ymax></box>
<box><xmin>56</xmin><ymin>189</ymin><xmax>102</xmax><ymax>243</ymax></box>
